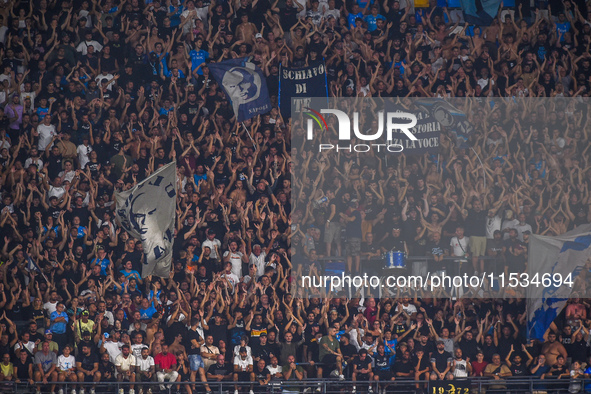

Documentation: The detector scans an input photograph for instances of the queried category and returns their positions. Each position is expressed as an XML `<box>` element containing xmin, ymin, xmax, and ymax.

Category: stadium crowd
<box><xmin>0</xmin><ymin>0</ymin><xmax>591</xmax><ymax>393</ymax></box>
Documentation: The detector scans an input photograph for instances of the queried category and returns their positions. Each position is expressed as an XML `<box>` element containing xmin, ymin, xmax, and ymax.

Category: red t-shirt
<box><xmin>154</xmin><ymin>352</ymin><xmax>177</xmax><ymax>370</ymax></box>
<box><xmin>472</xmin><ymin>361</ymin><xmax>488</xmax><ymax>376</ymax></box>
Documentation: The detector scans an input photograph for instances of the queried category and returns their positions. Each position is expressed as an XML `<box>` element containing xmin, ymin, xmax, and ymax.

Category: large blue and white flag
<box><xmin>209</xmin><ymin>57</ymin><xmax>271</xmax><ymax>122</ymax></box>
<box><xmin>115</xmin><ymin>161</ymin><xmax>177</xmax><ymax>278</ymax></box>
<box><xmin>527</xmin><ymin>224</ymin><xmax>591</xmax><ymax>340</ymax></box>
<box><xmin>460</xmin><ymin>0</ymin><xmax>502</xmax><ymax>26</ymax></box>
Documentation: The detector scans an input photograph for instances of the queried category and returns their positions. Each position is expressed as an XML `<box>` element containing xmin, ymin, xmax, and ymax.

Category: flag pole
<box><xmin>470</xmin><ymin>146</ymin><xmax>486</xmax><ymax>191</ymax></box>
<box><xmin>241</xmin><ymin>121</ymin><xmax>257</xmax><ymax>150</ymax></box>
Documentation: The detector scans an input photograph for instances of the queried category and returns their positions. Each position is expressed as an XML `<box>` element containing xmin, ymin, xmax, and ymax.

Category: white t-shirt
<box><xmin>14</xmin><ymin>340</ymin><xmax>36</xmax><ymax>355</ymax></box>
<box><xmin>77</xmin><ymin>144</ymin><xmax>93</xmax><ymax>169</ymax></box>
<box><xmin>20</xmin><ymin>91</ymin><xmax>36</xmax><ymax>108</ymax></box>
<box><xmin>233</xmin><ymin>355</ymin><xmax>253</xmax><ymax>371</ymax></box>
<box><xmin>49</xmin><ymin>185</ymin><xmax>66</xmax><ymax>200</ymax></box>
<box><xmin>223</xmin><ymin>250</ymin><xmax>244</xmax><ymax>277</ymax></box>
<box><xmin>267</xmin><ymin>364</ymin><xmax>282</xmax><ymax>377</ymax></box>
<box><xmin>452</xmin><ymin>359</ymin><xmax>469</xmax><ymax>377</ymax></box>
<box><xmin>37</xmin><ymin>123</ymin><xmax>57</xmax><ymax>151</ymax></box>
<box><xmin>131</xmin><ymin>343</ymin><xmax>145</xmax><ymax>359</ymax></box>
<box><xmin>501</xmin><ymin>219</ymin><xmax>519</xmax><ymax>240</ymax></box>
<box><xmin>95</xmin><ymin>73</ymin><xmax>114</xmax><ymax>90</ymax></box>
<box><xmin>136</xmin><ymin>355</ymin><xmax>155</xmax><ymax>372</ymax></box>
<box><xmin>485</xmin><ymin>215</ymin><xmax>502</xmax><ymax>239</ymax></box>
<box><xmin>78</xmin><ymin>10</ymin><xmax>93</xmax><ymax>27</ymax></box>
<box><xmin>221</xmin><ymin>272</ymin><xmax>239</xmax><ymax>290</ymax></box>
<box><xmin>514</xmin><ymin>223</ymin><xmax>532</xmax><ymax>241</ymax></box>
<box><xmin>44</xmin><ymin>300</ymin><xmax>58</xmax><ymax>315</ymax></box>
<box><xmin>233</xmin><ymin>345</ymin><xmax>251</xmax><ymax>358</ymax></box>
<box><xmin>0</xmin><ymin>138</ymin><xmax>10</xmax><ymax>150</ymax></box>
<box><xmin>249</xmin><ymin>251</ymin><xmax>268</xmax><ymax>278</ymax></box>
<box><xmin>24</xmin><ymin>157</ymin><xmax>43</xmax><ymax>169</ymax></box>
<box><xmin>76</xmin><ymin>40</ymin><xmax>103</xmax><ymax>55</ymax></box>
<box><xmin>450</xmin><ymin>236</ymin><xmax>469</xmax><ymax>257</ymax></box>
<box><xmin>104</xmin><ymin>340</ymin><xmax>123</xmax><ymax>364</ymax></box>
<box><xmin>59</xmin><ymin>169</ymin><xmax>76</xmax><ymax>183</ymax></box>
<box><xmin>402</xmin><ymin>303</ymin><xmax>417</xmax><ymax>315</ymax></box>
<box><xmin>115</xmin><ymin>354</ymin><xmax>136</xmax><ymax>371</ymax></box>
<box><xmin>202</xmin><ymin>238</ymin><xmax>221</xmax><ymax>259</ymax></box>
<box><xmin>57</xmin><ymin>354</ymin><xmax>76</xmax><ymax>372</ymax></box>
<box><xmin>180</xmin><ymin>8</ymin><xmax>198</xmax><ymax>33</ymax></box>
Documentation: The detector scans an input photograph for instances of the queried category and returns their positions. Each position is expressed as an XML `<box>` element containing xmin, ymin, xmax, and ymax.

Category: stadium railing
<box><xmin>5</xmin><ymin>376</ymin><xmax>588</xmax><ymax>393</ymax></box>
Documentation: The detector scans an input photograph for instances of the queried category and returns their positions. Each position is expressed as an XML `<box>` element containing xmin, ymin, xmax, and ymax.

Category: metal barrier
<box><xmin>6</xmin><ymin>377</ymin><xmax>589</xmax><ymax>393</ymax></box>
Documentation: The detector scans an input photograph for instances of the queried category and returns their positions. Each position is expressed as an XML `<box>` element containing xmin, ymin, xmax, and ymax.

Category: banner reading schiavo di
<box><xmin>293</xmin><ymin>97</ymin><xmax>441</xmax><ymax>155</ymax></box>
<box><xmin>280</xmin><ymin>62</ymin><xmax>328</xmax><ymax>118</ymax></box>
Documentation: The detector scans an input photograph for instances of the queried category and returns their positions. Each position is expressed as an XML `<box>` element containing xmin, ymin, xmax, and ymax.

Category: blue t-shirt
<box><xmin>193</xmin><ymin>173</ymin><xmax>207</xmax><ymax>186</ymax></box>
<box><xmin>168</xmin><ymin>5</ymin><xmax>183</xmax><ymax>26</ymax></box>
<box><xmin>95</xmin><ymin>257</ymin><xmax>110</xmax><ymax>276</ymax></box>
<box><xmin>556</xmin><ymin>21</ymin><xmax>571</xmax><ymax>41</ymax></box>
<box><xmin>37</xmin><ymin>107</ymin><xmax>50</xmax><ymax>120</ymax></box>
<box><xmin>139</xmin><ymin>301</ymin><xmax>157</xmax><ymax>320</ymax></box>
<box><xmin>120</xmin><ymin>269</ymin><xmax>141</xmax><ymax>279</ymax></box>
<box><xmin>190</xmin><ymin>49</ymin><xmax>209</xmax><ymax>75</ymax></box>
<box><xmin>364</xmin><ymin>14</ymin><xmax>385</xmax><ymax>32</ymax></box>
<box><xmin>356</xmin><ymin>0</ymin><xmax>372</xmax><ymax>9</ymax></box>
<box><xmin>347</xmin><ymin>12</ymin><xmax>364</xmax><ymax>28</ymax></box>
<box><xmin>158</xmin><ymin>106</ymin><xmax>175</xmax><ymax>116</ymax></box>
<box><xmin>585</xmin><ymin>367</ymin><xmax>591</xmax><ymax>391</ymax></box>
<box><xmin>50</xmin><ymin>311</ymin><xmax>69</xmax><ymax>334</ymax></box>
<box><xmin>76</xmin><ymin>226</ymin><xmax>86</xmax><ymax>238</ymax></box>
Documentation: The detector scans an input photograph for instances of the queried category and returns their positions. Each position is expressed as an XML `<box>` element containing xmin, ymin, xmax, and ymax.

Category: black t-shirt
<box><xmin>207</xmin><ymin>362</ymin><xmax>231</xmax><ymax>377</ymax></box>
<box><xmin>186</xmin><ymin>329</ymin><xmax>202</xmax><ymax>356</ymax></box>
<box><xmin>340</xmin><ymin>343</ymin><xmax>358</xmax><ymax>362</ymax></box>
<box><xmin>353</xmin><ymin>355</ymin><xmax>372</xmax><ymax>372</ymax></box>
<box><xmin>179</xmin><ymin>101</ymin><xmax>201</xmax><ymax>117</ymax></box>
<box><xmin>374</xmin><ymin>353</ymin><xmax>390</xmax><ymax>372</ymax></box>
<box><xmin>548</xmin><ymin>363</ymin><xmax>567</xmax><ymax>377</ymax></box>
<box><xmin>254</xmin><ymin>366</ymin><xmax>270</xmax><ymax>381</ymax></box>
<box><xmin>393</xmin><ymin>360</ymin><xmax>413</xmax><ymax>376</ymax></box>
<box><xmin>497</xmin><ymin>335</ymin><xmax>518</xmax><ymax>360</ymax></box>
<box><xmin>77</xmin><ymin>339</ymin><xmax>97</xmax><ymax>355</ymax></box>
<box><xmin>465</xmin><ymin>209</ymin><xmax>487</xmax><ymax>237</ymax></box>
<box><xmin>569</xmin><ymin>338</ymin><xmax>588</xmax><ymax>363</ymax></box>
<box><xmin>413</xmin><ymin>355</ymin><xmax>430</xmax><ymax>372</ymax></box>
<box><xmin>208</xmin><ymin>322</ymin><xmax>228</xmax><ymax>348</ymax></box>
<box><xmin>431</xmin><ymin>350</ymin><xmax>452</xmax><ymax>373</ymax></box>
<box><xmin>99</xmin><ymin>360</ymin><xmax>116</xmax><ymax>377</ymax></box>
<box><xmin>79</xmin><ymin>352</ymin><xmax>99</xmax><ymax>371</ymax></box>
<box><xmin>415</xmin><ymin>340</ymin><xmax>435</xmax><ymax>357</ymax></box>
<box><xmin>426</xmin><ymin>240</ymin><xmax>447</xmax><ymax>257</ymax></box>
<box><xmin>15</xmin><ymin>357</ymin><xmax>33</xmax><ymax>379</ymax></box>
<box><xmin>458</xmin><ymin>338</ymin><xmax>479</xmax><ymax>361</ymax></box>
<box><xmin>481</xmin><ymin>343</ymin><xmax>498</xmax><ymax>363</ymax></box>
<box><xmin>510</xmin><ymin>362</ymin><xmax>529</xmax><ymax>377</ymax></box>
<box><xmin>252</xmin><ymin>343</ymin><xmax>272</xmax><ymax>363</ymax></box>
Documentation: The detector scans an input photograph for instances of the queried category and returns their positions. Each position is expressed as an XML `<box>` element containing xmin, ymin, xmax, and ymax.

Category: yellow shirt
<box><xmin>0</xmin><ymin>362</ymin><xmax>13</xmax><ymax>377</ymax></box>
<box><xmin>75</xmin><ymin>320</ymin><xmax>95</xmax><ymax>338</ymax></box>
<box><xmin>414</xmin><ymin>0</ymin><xmax>429</xmax><ymax>7</ymax></box>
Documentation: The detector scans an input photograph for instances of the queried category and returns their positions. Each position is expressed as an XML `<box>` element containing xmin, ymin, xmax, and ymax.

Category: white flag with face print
<box><xmin>115</xmin><ymin>161</ymin><xmax>177</xmax><ymax>278</ymax></box>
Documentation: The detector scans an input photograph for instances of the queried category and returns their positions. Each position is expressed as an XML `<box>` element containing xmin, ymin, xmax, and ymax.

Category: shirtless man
<box><xmin>236</xmin><ymin>14</ymin><xmax>258</xmax><ymax>45</ymax></box>
<box><xmin>541</xmin><ymin>332</ymin><xmax>567</xmax><ymax>367</ymax></box>
<box><xmin>168</xmin><ymin>333</ymin><xmax>187</xmax><ymax>356</ymax></box>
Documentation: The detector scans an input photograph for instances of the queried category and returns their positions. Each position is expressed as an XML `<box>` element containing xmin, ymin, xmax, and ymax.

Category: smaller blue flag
<box><xmin>209</xmin><ymin>57</ymin><xmax>271</xmax><ymax>122</ymax></box>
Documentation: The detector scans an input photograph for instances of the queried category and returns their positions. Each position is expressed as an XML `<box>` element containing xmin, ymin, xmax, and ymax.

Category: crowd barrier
<box><xmin>4</xmin><ymin>377</ymin><xmax>588</xmax><ymax>394</ymax></box>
